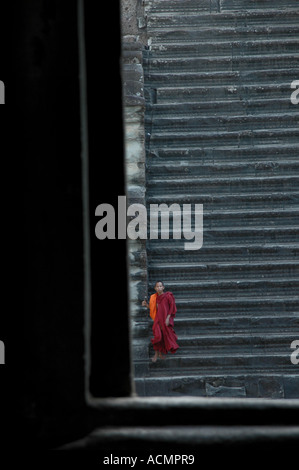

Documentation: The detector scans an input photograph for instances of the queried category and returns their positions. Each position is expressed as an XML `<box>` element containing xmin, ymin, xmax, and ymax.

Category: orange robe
<box><xmin>149</xmin><ymin>291</ymin><xmax>179</xmax><ymax>355</ymax></box>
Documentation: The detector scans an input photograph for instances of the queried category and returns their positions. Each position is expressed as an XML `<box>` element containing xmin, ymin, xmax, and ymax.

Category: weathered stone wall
<box><xmin>121</xmin><ymin>1</ymin><xmax>149</xmax><ymax>383</ymax></box>
<box><xmin>120</xmin><ymin>0</ymin><xmax>147</xmax><ymax>43</ymax></box>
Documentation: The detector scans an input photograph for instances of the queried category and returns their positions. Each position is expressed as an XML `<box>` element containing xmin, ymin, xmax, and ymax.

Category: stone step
<box><xmin>156</xmin><ymin>82</ymin><xmax>294</xmax><ymax>106</ymax></box>
<box><xmin>147</xmin><ymin>227</ymin><xmax>299</xmax><ymax>246</ymax></box>
<box><xmin>147</xmin><ymin>9</ymin><xmax>299</xmax><ymax>28</ymax></box>
<box><xmin>146</xmin><ymin>0</ymin><xmax>299</xmax><ymax>13</ymax></box>
<box><xmin>149</xmin><ymin>127</ymin><xmax>299</xmax><ymax>148</ymax></box>
<box><xmin>149</xmin><ymin>39</ymin><xmax>299</xmax><ymax>57</ymax></box>
<box><xmin>147</xmin><ymin>186</ymin><xmax>299</xmax><ymax>202</ymax></box>
<box><xmin>172</xmin><ymin>314</ymin><xmax>299</xmax><ymax>335</ymax></box>
<box><xmin>147</xmin><ymin>174</ymin><xmax>299</xmax><ymax>193</ymax></box>
<box><xmin>135</xmin><ymin>373</ymin><xmax>299</xmax><ymax>397</ymax></box>
<box><xmin>147</xmin><ymin>243</ymin><xmax>299</xmax><ymax>262</ymax></box>
<box><xmin>145</xmin><ymin>0</ymin><xmax>219</xmax><ymax>13</ymax></box>
<box><xmin>148</xmin><ymin>142</ymin><xmax>299</xmax><ymax>162</ymax></box>
<box><xmin>147</xmin><ymin>192</ymin><xmax>298</xmax><ymax>211</ymax></box>
<box><xmin>146</xmin><ymin>159</ymin><xmax>299</xmax><ymax>178</ymax></box>
<box><xmin>144</xmin><ymin>278</ymin><xmax>299</xmax><ymax>299</ymax></box>
<box><xmin>166</xmin><ymin>334</ymin><xmax>296</xmax><ymax>355</ymax></box>
<box><xmin>147</xmin><ymin>172</ymin><xmax>299</xmax><ymax>186</ymax></box>
<box><xmin>146</xmin><ymin>54</ymin><xmax>299</xmax><ymax>72</ymax></box>
<box><xmin>146</xmin><ymin>209</ymin><xmax>299</xmax><ymax>231</ymax></box>
<box><xmin>146</xmin><ymin>113</ymin><xmax>299</xmax><ymax>132</ymax></box>
<box><xmin>159</xmin><ymin>274</ymin><xmax>299</xmax><ymax>290</ymax></box>
<box><xmin>142</xmin><ymin>353</ymin><xmax>297</xmax><ymax>374</ymax></box>
<box><xmin>145</xmin><ymin>0</ymin><xmax>221</xmax><ymax>13</ymax></box>
<box><xmin>222</xmin><ymin>0</ymin><xmax>299</xmax><ymax>12</ymax></box>
<box><xmin>148</xmin><ymin>260</ymin><xmax>299</xmax><ymax>281</ymax></box>
<box><xmin>171</xmin><ymin>295</ymin><xmax>299</xmax><ymax>316</ymax></box>
<box><xmin>147</xmin><ymin>158</ymin><xmax>299</xmax><ymax>178</ymax></box>
<box><xmin>150</xmin><ymin>25</ymin><xmax>299</xmax><ymax>43</ymax></box>
<box><xmin>145</xmin><ymin>98</ymin><xmax>297</xmax><ymax>117</ymax></box>
<box><xmin>155</xmin><ymin>82</ymin><xmax>295</xmax><ymax>102</ymax></box>
<box><xmin>143</xmin><ymin>66</ymin><xmax>297</xmax><ymax>89</ymax></box>
<box><xmin>147</xmin><ymin>143</ymin><xmax>299</xmax><ymax>164</ymax></box>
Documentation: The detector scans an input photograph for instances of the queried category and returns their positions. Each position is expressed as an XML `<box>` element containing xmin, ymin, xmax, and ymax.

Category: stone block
<box><xmin>126</xmin><ymin>185</ymin><xmax>146</xmax><ymax>201</ymax></box>
<box><xmin>144</xmin><ymin>378</ymin><xmax>170</xmax><ymax>397</ymax></box>
<box><xmin>170</xmin><ymin>377</ymin><xmax>206</xmax><ymax>396</ymax></box>
<box><xmin>134</xmin><ymin>360</ymin><xmax>149</xmax><ymax>377</ymax></box>
<box><xmin>258</xmin><ymin>377</ymin><xmax>284</xmax><ymax>398</ymax></box>
<box><xmin>134</xmin><ymin>378</ymin><xmax>145</xmax><ymax>396</ymax></box>
<box><xmin>132</xmin><ymin>340</ymin><xmax>150</xmax><ymax>359</ymax></box>
<box><xmin>245</xmin><ymin>377</ymin><xmax>259</xmax><ymax>398</ymax></box>
<box><xmin>206</xmin><ymin>383</ymin><xmax>246</xmax><ymax>397</ymax></box>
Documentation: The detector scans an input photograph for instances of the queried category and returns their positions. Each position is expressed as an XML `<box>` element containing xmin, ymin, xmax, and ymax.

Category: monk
<box><xmin>142</xmin><ymin>281</ymin><xmax>179</xmax><ymax>362</ymax></box>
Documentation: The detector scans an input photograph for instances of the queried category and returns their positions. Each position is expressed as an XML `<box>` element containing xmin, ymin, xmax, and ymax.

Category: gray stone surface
<box><xmin>121</xmin><ymin>0</ymin><xmax>147</xmax><ymax>44</ymax></box>
<box><xmin>122</xmin><ymin>32</ymin><xmax>149</xmax><ymax>376</ymax></box>
<box><xmin>258</xmin><ymin>378</ymin><xmax>285</xmax><ymax>399</ymax></box>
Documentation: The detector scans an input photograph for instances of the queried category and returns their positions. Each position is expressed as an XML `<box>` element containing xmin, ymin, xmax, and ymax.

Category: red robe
<box><xmin>150</xmin><ymin>291</ymin><xmax>179</xmax><ymax>355</ymax></box>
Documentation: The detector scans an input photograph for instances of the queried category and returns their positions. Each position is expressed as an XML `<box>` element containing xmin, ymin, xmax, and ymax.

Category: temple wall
<box><xmin>120</xmin><ymin>1</ymin><xmax>149</xmax><ymax>380</ymax></box>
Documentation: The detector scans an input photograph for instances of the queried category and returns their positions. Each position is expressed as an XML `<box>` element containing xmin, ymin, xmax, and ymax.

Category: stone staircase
<box><xmin>134</xmin><ymin>0</ymin><xmax>299</xmax><ymax>398</ymax></box>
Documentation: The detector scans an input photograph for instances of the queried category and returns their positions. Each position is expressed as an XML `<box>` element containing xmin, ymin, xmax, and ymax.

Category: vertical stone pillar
<box><xmin>121</xmin><ymin>2</ymin><xmax>149</xmax><ymax>383</ymax></box>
